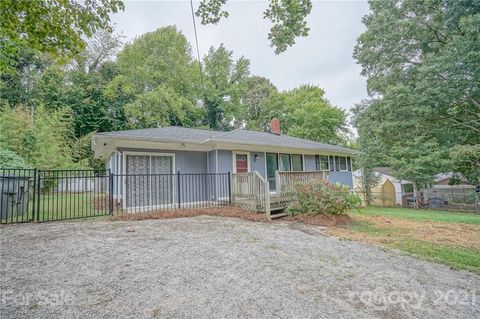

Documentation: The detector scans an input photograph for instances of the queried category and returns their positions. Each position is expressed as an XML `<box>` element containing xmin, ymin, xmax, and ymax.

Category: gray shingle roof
<box><xmin>96</xmin><ymin>126</ymin><xmax>225</xmax><ymax>143</ymax></box>
<box><xmin>96</xmin><ymin>126</ymin><xmax>355</xmax><ymax>154</ymax></box>
<box><xmin>213</xmin><ymin>129</ymin><xmax>354</xmax><ymax>153</ymax></box>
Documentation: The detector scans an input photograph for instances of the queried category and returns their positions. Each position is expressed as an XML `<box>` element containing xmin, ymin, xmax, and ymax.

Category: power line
<box><xmin>189</xmin><ymin>0</ymin><xmax>205</xmax><ymax>92</ymax></box>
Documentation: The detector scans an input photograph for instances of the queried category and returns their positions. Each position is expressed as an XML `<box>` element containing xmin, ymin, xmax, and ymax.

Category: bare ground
<box><xmin>1</xmin><ymin>216</ymin><xmax>479</xmax><ymax>319</ymax></box>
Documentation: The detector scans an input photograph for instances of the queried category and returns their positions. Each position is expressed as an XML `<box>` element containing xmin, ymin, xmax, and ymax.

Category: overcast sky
<box><xmin>111</xmin><ymin>0</ymin><xmax>370</xmax><ymax>113</ymax></box>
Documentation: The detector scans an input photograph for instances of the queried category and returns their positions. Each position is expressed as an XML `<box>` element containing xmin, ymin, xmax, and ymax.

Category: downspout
<box><xmin>215</xmin><ymin>149</ymin><xmax>219</xmax><ymax>200</ymax></box>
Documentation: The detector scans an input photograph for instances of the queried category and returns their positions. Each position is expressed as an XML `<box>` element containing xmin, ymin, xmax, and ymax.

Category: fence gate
<box><xmin>36</xmin><ymin>169</ymin><xmax>111</xmax><ymax>222</ymax></box>
<box><xmin>0</xmin><ymin>168</ymin><xmax>112</xmax><ymax>224</ymax></box>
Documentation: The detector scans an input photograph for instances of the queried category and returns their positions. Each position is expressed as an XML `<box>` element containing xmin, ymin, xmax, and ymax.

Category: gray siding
<box><xmin>328</xmin><ymin>171</ymin><xmax>354</xmax><ymax>189</ymax></box>
<box><xmin>216</xmin><ymin>150</ymin><xmax>233</xmax><ymax>173</ymax></box>
<box><xmin>250</xmin><ymin>152</ymin><xmax>266</xmax><ymax>178</ymax></box>
<box><xmin>117</xmin><ymin>148</ymin><xmax>207</xmax><ymax>174</ymax></box>
<box><xmin>304</xmin><ymin>155</ymin><xmax>316</xmax><ymax>171</ymax></box>
<box><xmin>208</xmin><ymin>150</ymin><xmax>216</xmax><ymax>173</ymax></box>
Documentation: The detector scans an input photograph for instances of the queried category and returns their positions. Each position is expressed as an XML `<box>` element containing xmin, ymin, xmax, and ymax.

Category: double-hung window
<box><xmin>291</xmin><ymin>154</ymin><xmax>303</xmax><ymax>171</ymax></box>
<box><xmin>279</xmin><ymin>154</ymin><xmax>291</xmax><ymax>171</ymax></box>
<box><xmin>315</xmin><ymin>155</ymin><xmax>329</xmax><ymax>171</ymax></box>
<box><xmin>338</xmin><ymin>156</ymin><xmax>347</xmax><ymax>171</ymax></box>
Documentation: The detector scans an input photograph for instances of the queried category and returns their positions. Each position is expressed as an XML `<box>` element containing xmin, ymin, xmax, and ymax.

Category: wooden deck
<box><xmin>232</xmin><ymin>170</ymin><xmax>328</xmax><ymax>219</ymax></box>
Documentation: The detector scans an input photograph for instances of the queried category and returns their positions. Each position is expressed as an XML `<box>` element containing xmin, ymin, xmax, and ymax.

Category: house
<box><xmin>434</xmin><ymin>173</ymin><xmax>471</xmax><ymax>186</ymax></box>
<box><xmin>353</xmin><ymin>167</ymin><xmax>414</xmax><ymax>207</ymax></box>
<box><xmin>93</xmin><ymin>119</ymin><xmax>356</xmax><ymax>217</ymax></box>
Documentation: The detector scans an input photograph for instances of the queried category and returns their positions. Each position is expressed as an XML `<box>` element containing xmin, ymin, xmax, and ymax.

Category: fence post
<box><xmin>36</xmin><ymin>170</ymin><xmax>41</xmax><ymax>222</ymax></box>
<box><xmin>31</xmin><ymin>169</ymin><xmax>37</xmax><ymax>222</ymax></box>
<box><xmin>109</xmin><ymin>169</ymin><xmax>114</xmax><ymax>215</ymax></box>
<box><xmin>227</xmin><ymin>172</ymin><xmax>232</xmax><ymax>205</ymax></box>
<box><xmin>177</xmin><ymin>171</ymin><xmax>181</xmax><ymax>209</ymax></box>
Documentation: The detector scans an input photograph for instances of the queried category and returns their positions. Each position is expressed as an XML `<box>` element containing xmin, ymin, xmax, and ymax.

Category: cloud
<box><xmin>112</xmin><ymin>0</ymin><xmax>369</xmax><ymax>111</ymax></box>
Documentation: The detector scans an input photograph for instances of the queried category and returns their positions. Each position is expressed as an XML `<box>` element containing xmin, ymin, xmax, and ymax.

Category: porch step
<box><xmin>269</xmin><ymin>212</ymin><xmax>288</xmax><ymax>219</ymax></box>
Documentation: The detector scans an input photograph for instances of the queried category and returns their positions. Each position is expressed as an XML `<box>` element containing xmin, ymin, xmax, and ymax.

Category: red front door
<box><xmin>235</xmin><ymin>154</ymin><xmax>248</xmax><ymax>173</ymax></box>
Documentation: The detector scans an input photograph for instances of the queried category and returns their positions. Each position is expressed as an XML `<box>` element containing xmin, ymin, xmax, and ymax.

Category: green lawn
<box><xmin>352</xmin><ymin>206</ymin><xmax>480</xmax><ymax>225</ymax></box>
<box><xmin>393</xmin><ymin>240</ymin><xmax>480</xmax><ymax>274</ymax></box>
<box><xmin>333</xmin><ymin>206</ymin><xmax>480</xmax><ymax>274</ymax></box>
<box><xmin>35</xmin><ymin>193</ymin><xmax>108</xmax><ymax>221</ymax></box>
<box><xmin>1</xmin><ymin>193</ymin><xmax>108</xmax><ymax>223</ymax></box>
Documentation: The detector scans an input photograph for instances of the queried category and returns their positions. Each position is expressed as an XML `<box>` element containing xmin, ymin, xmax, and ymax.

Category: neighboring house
<box><xmin>353</xmin><ymin>167</ymin><xmax>414</xmax><ymax>207</ymax></box>
<box><xmin>434</xmin><ymin>173</ymin><xmax>471</xmax><ymax>186</ymax></box>
<box><xmin>93</xmin><ymin>119</ymin><xmax>356</xmax><ymax>215</ymax></box>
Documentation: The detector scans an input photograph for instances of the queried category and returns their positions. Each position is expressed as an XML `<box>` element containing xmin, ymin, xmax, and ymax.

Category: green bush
<box><xmin>0</xmin><ymin>148</ymin><xmax>31</xmax><ymax>168</ymax></box>
<box><xmin>287</xmin><ymin>180</ymin><xmax>361</xmax><ymax>216</ymax></box>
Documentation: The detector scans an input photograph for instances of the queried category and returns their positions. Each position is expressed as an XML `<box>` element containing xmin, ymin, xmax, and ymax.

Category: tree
<box><xmin>124</xmin><ymin>85</ymin><xmax>201</xmax><ymax>129</ymax></box>
<box><xmin>111</xmin><ymin>26</ymin><xmax>196</xmax><ymax>98</ymax></box>
<box><xmin>243</xmin><ymin>76</ymin><xmax>278</xmax><ymax>129</ymax></box>
<box><xmin>0</xmin><ymin>0</ymin><xmax>124</xmax><ymax>74</ymax></box>
<box><xmin>450</xmin><ymin>145</ymin><xmax>480</xmax><ymax>186</ymax></box>
<box><xmin>253</xmin><ymin>85</ymin><xmax>348</xmax><ymax>144</ymax></box>
<box><xmin>70</xmin><ymin>29</ymin><xmax>124</xmax><ymax>73</ymax></box>
<box><xmin>202</xmin><ymin>44</ymin><xmax>250</xmax><ymax>129</ymax></box>
<box><xmin>353</xmin><ymin>0</ymin><xmax>480</xmax><ymax>186</ymax></box>
<box><xmin>0</xmin><ymin>105</ymin><xmax>79</xmax><ymax>169</ymax></box>
<box><xmin>106</xmin><ymin>26</ymin><xmax>204</xmax><ymax>129</ymax></box>
<box><xmin>0</xmin><ymin>46</ymin><xmax>51</xmax><ymax>107</ymax></box>
<box><xmin>0</xmin><ymin>148</ymin><xmax>30</xmax><ymax>168</ymax></box>
<box><xmin>196</xmin><ymin>0</ymin><xmax>312</xmax><ymax>54</ymax></box>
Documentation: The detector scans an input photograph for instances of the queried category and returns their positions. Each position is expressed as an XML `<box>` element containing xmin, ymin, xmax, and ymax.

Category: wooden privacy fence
<box><xmin>275</xmin><ymin>171</ymin><xmax>329</xmax><ymax>198</ymax></box>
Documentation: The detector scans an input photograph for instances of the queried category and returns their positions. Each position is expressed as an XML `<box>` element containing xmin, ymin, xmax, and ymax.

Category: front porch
<box><xmin>231</xmin><ymin>170</ymin><xmax>329</xmax><ymax>219</ymax></box>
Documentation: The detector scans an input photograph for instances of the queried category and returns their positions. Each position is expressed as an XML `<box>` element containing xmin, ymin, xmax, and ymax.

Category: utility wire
<box><xmin>189</xmin><ymin>0</ymin><xmax>205</xmax><ymax>93</ymax></box>
<box><xmin>189</xmin><ymin>0</ymin><xmax>216</xmax><ymax>151</ymax></box>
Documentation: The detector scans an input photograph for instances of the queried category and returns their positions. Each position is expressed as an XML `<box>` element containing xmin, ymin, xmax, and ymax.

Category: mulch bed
<box><xmin>111</xmin><ymin>206</ymin><xmax>269</xmax><ymax>222</ymax></box>
<box><xmin>111</xmin><ymin>206</ymin><xmax>353</xmax><ymax>227</ymax></box>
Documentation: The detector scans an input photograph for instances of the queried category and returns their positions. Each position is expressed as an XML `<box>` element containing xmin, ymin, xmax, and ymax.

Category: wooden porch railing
<box><xmin>232</xmin><ymin>171</ymin><xmax>270</xmax><ymax>216</ymax></box>
<box><xmin>275</xmin><ymin>170</ymin><xmax>329</xmax><ymax>198</ymax></box>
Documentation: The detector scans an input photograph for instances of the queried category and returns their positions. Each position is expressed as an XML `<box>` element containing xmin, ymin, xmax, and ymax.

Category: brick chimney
<box><xmin>270</xmin><ymin>118</ymin><xmax>281</xmax><ymax>135</ymax></box>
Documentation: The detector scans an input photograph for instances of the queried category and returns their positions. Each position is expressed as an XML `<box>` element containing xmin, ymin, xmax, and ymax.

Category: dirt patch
<box><xmin>284</xmin><ymin>214</ymin><xmax>353</xmax><ymax>227</ymax></box>
<box><xmin>111</xmin><ymin>206</ymin><xmax>268</xmax><ymax>222</ymax></box>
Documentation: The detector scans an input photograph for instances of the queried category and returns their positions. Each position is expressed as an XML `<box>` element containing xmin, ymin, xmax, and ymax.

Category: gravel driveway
<box><xmin>1</xmin><ymin>216</ymin><xmax>479</xmax><ymax>318</ymax></box>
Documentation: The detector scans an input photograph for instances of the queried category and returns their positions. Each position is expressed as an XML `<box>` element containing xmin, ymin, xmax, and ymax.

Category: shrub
<box><xmin>287</xmin><ymin>180</ymin><xmax>361</xmax><ymax>216</ymax></box>
<box><xmin>0</xmin><ymin>148</ymin><xmax>31</xmax><ymax>168</ymax></box>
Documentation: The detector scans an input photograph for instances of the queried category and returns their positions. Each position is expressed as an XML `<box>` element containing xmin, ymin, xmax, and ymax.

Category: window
<box><xmin>315</xmin><ymin>155</ymin><xmax>329</xmax><ymax>171</ymax></box>
<box><xmin>279</xmin><ymin>154</ymin><xmax>291</xmax><ymax>171</ymax></box>
<box><xmin>292</xmin><ymin>154</ymin><xmax>303</xmax><ymax>171</ymax></box>
<box><xmin>330</xmin><ymin>156</ymin><xmax>335</xmax><ymax>171</ymax></box>
<box><xmin>338</xmin><ymin>156</ymin><xmax>347</xmax><ymax>171</ymax></box>
<box><xmin>347</xmin><ymin>157</ymin><xmax>352</xmax><ymax>172</ymax></box>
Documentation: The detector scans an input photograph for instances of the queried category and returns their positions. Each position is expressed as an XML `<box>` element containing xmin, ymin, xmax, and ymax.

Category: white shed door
<box><xmin>126</xmin><ymin>155</ymin><xmax>173</xmax><ymax>209</ymax></box>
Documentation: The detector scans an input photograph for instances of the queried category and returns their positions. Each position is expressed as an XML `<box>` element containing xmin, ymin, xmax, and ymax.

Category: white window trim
<box><xmin>232</xmin><ymin>151</ymin><xmax>250</xmax><ymax>173</ymax></box>
<box><xmin>278</xmin><ymin>153</ymin><xmax>292</xmax><ymax>172</ymax></box>
<box><xmin>122</xmin><ymin>151</ymin><xmax>176</xmax><ymax>210</ymax></box>
<box><xmin>338</xmin><ymin>156</ymin><xmax>348</xmax><ymax>172</ymax></box>
<box><xmin>291</xmin><ymin>154</ymin><xmax>303</xmax><ymax>171</ymax></box>
<box><xmin>315</xmin><ymin>155</ymin><xmax>331</xmax><ymax>171</ymax></box>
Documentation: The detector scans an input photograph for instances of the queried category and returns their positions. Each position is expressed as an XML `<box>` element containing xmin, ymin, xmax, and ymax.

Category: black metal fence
<box><xmin>0</xmin><ymin>169</ymin><xmax>36</xmax><ymax>223</ymax></box>
<box><xmin>0</xmin><ymin>168</ymin><xmax>232</xmax><ymax>224</ymax></box>
<box><xmin>110</xmin><ymin>172</ymin><xmax>231</xmax><ymax>214</ymax></box>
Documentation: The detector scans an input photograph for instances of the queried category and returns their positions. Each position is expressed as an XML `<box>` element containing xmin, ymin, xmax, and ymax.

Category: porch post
<box><xmin>265</xmin><ymin>180</ymin><xmax>271</xmax><ymax>220</ymax></box>
<box><xmin>275</xmin><ymin>170</ymin><xmax>280</xmax><ymax>197</ymax></box>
